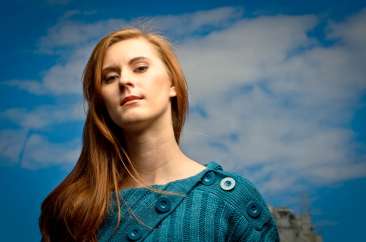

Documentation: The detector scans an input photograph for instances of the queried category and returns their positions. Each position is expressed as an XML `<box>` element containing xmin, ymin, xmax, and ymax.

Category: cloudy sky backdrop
<box><xmin>0</xmin><ymin>0</ymin><xmax>365</xmax><ymax>241</ymax></box>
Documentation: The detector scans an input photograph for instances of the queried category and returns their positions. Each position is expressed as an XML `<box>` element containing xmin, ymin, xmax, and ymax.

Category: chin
<box><xmin>114</xmin><ymin>114</ymin><xmax>151</xmax><ymax>130</ymax></box>
<box><xmin>111</xmin><ymin>105</ymin><xmax>169</xmax><ymax>130</ymax></box>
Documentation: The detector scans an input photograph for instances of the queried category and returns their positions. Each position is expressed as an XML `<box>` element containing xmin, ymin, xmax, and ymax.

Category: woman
<box><xmin>39</xmin><ymin>27</ymin><xmax>279</xmax><ymax>242</ymax></box>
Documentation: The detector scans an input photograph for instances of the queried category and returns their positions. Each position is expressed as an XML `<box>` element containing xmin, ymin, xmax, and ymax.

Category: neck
<box><xmin>120</xmin><ymin>112</ymin><xmax>201</xmax><ymax>188</ymax></box>
<box><xmin>117</xmin><ymin>104</ymin><xmax>206</xmax><ymax>189</ymax></box>
<box><xmin>124</xmin><ymin>126</ymin><xmax>184</xmax><ymax>172</ymax></box>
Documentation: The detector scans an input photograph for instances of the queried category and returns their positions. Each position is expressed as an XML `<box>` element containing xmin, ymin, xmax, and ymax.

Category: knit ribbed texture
<box><xmin>98</xmin><ymin>162</ymin><xmax>279</xmax><ymax>242</ymax></box>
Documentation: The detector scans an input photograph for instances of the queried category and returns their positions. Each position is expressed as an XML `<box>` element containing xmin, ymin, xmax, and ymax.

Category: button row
<box><xmin>201</xmin><ymin>171</ymin><xmax>236</xmax><ymax>191</ymax></box>
<box><xmin>126</xmin><ymin>170</ymin><xmax>263</xmax><ymax>240</ymax></box>
<box><xmin>200</xmin><ymin>171</ymin><xmax>263</xmax><ymax>219</ymax></box>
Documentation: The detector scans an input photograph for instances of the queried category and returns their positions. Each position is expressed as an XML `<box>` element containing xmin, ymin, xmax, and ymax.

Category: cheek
<box><xmin>146</xmin><ymin>82</ymin><xmax>170</xmax><ymax>105</ymax></box>
<box><xmin>151</xmin><ymin>72</ymin><xmax>172</xmax><ymax>95</ymax></box>
<box><xmin>101</xmin><ymin>89</ymin><xmax>117</xmax><ymax>110</ymax></box>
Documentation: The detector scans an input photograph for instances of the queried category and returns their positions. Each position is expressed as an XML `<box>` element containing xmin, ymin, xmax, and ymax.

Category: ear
<box><xmin>169</xmin><ymin>85</ymin><xmax>177</xmax><ymax>97</ymax></box>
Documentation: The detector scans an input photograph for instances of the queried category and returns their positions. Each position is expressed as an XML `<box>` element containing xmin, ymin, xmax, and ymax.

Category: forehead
<box><xmin>102</xmin><ymin>37</ymin><xmax>160</xmax><ymax>67</ymax></box>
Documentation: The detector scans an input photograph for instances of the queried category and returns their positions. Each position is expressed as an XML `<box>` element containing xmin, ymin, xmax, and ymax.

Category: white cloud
<box><xmin>0</xmin><ymin>129</ymin><xmax>80</xmax><ymax>170</ymax></box>
<box><xmin>1</xmin><ymin>102</ymin><xmax>85</xmax><ymax>129</ymax></box>
<box><xmin>176</xmin><ymin>15</ymin><xmax>318</xmax><ymax>101</ymax></box>
<box><xmin>143</xmin><ymin>6</ymin><xmax>243</xmax><ymax>38</ymax></box>
<box><xmin>38</xmin><ymin>19</ymin><xmax>127</xmax><ymax>53</ymax></box>
<box><xmin>40</xmin><ymin>49</ymin><xmax>88</xmax><ymax>95</ymax></box>
<box><xmin>329</xmin><ymin>8</ymin><xmax>366</xmax><ymax>50</ymax></box>
<box><xmin>4</xmin><ymin>44</ymin><xmax>92</xmax><ymax>95</ymax></box>
<box><xmin>37</xmin><ymin>6</ymin><xmax>242</xmax><ymax>53</ymax></box>
<box><xmin>5</xmin><ymin>79</ymin><xmax>48</xmax><ymax>95</ymax></box>
<box><xmin>0</xmin><ymin>129</ymin><xmax>28</xmax><ymax>163</ymax></box>
<box><xmin>178</xmin><ymin>9</ymin><xmax>366</xmax><ymax>194</ymax></box>
<box><xmin>20</xmin><ymin>134</ymin><xmax>80</xmax><ymax>169</ymax></box>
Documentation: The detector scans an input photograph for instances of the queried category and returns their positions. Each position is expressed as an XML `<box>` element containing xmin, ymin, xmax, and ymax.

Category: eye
<box><xmin>102</xmin><ymin>74</ymin><xmax>119</xmax><ymax>84</ymax></box>
<box><xmin>134</xmin><ymin>64</ymin><xmax>148</xmax><ymax>73</ymax></box>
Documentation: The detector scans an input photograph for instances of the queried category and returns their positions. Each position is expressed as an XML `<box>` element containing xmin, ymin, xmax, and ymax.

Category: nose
<box><xmin>119</xmin><ymin>70</ymin><xmax>134</xmax><ymax>88</ymax></box>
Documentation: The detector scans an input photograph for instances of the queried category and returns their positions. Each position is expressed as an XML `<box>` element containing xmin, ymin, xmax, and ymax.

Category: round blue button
<box><xmin>246</xmin><ymin>201</ymin><xmax>262</xmax><ymax>218</ymax></box>
<box><xmin>126</xmin><ymin>225</ymin><xmax>142</xmax><ymax>241</ymax></box>
<box><xmin>220</xmin><ymin>177</ymin><xmax>236</xmax><ymax>191</ymax></box>
<box><xmin>201</xmin><ymin>171</ymin><xmax>216</xmax><ymax>185</ymax></box>
<box><xmin>155</xmin><ymin>196</ymin><xmax>171</xmax><ymax>213</ymax></box>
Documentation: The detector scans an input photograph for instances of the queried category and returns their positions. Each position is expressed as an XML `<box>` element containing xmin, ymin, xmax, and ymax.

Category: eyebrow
<box><xmin>128</xmin><ymin>56</ymin><xmax>149</xmax><ymax>65</ymax></box>
<box><xmin>102</xmin><ymin>56</ymin><xmax>149</xmax><ymax>75</ymax></box>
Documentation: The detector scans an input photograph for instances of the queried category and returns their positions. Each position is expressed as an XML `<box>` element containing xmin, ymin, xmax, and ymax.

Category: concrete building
<box><xmin>270</xmin><ymin>207</ymin><xmax>322</xmax><ymax>242</ymax></box>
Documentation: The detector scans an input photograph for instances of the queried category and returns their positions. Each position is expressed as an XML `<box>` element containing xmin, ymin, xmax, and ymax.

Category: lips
<box><xmin>121</xmin><ymin>95</ymin><xmax>143</xmax><ymax>106</ymax></box>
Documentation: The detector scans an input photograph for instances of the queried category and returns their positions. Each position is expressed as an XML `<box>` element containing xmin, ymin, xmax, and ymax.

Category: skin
<box><xmin>101</xmin><ymin>37</ymin><xmax>205</xmax><ymax>188</ymax></box>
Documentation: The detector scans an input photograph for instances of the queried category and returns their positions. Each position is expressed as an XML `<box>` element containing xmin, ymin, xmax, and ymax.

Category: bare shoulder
<box><xmin>181</xmin><ymin>159</ymin><xmax>207</xmax><ymax>176</ymax></box>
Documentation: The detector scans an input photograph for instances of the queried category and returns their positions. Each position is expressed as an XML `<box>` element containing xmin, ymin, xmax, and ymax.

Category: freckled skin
<box><xmin>101</xmin><ymin>38</ymin><xmax>177</xmax><ymax>132</ymax></box>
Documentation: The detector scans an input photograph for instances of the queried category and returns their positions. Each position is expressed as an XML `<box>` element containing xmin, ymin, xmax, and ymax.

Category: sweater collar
<box><xmin>119</xmin><ymin>161</ymin><xmax>223</xmax><ymax>195</ymax></box>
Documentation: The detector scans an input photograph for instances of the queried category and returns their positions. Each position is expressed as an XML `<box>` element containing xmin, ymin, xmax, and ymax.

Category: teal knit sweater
<box><xmin>98</xmin><ymin>161</ymin><xmax>279</xmax><ymax>241</ymax></box>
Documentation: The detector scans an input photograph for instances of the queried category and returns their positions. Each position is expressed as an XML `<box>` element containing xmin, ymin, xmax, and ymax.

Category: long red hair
<box><xmin>39</xmin><ymin>27</ymin><xmax>189</xmax><ymax>242</ymax></box>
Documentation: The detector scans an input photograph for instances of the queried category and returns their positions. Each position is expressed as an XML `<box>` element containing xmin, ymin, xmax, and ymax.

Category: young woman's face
<box><xmin>101</xmin><ymin>38</ymin><xmax>176</xmax><ymax>131</ymax></box>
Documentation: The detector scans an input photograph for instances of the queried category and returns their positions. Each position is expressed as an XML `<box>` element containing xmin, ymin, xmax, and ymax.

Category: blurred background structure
<box><xmin>272</xmin><ymin>207</ymin><xmax>323</xmax><ymax>242</ymax></box>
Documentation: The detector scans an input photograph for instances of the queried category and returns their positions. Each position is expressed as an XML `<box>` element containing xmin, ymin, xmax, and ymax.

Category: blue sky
<box><xmin>1</xmin><ymin>0</ymin><xmax>366</xmax><ymax>241</ymax></box>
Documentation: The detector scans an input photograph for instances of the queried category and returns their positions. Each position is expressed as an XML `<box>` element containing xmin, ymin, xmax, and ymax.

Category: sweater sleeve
<box><xmin>231</xmin><ymin>215</ymin><xmax>279</xmax><ymax>241</ymax></box>
<box><xmin>226</xmin><ymin>174</ymin><xmax>280</xmax><ymax>242</ymax></box>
